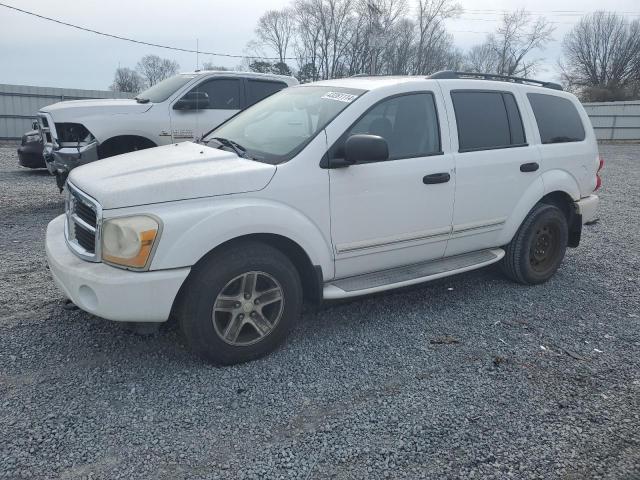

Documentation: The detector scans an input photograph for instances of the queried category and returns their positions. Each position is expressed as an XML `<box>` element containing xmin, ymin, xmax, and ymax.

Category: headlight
<box><xmin>55</xmin><ymin>122</ymin><xmax>94</xmax><ymax>146</ymax></box>
<box><xmin>101</xmin><ymin>216</ymin><xmax>160</xmax><ymax>270</ymax></box>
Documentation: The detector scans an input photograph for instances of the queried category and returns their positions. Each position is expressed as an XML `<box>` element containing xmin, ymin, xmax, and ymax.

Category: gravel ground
<box><xmin>1</xmin><ymin>144</ymin><xmax>639</xmax><ymax>480</ymax></box>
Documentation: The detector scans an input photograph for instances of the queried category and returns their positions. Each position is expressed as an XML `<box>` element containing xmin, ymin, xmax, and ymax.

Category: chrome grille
<box><xmin>65</xmin><ymin>183</ymin><xmax>102</xmax><ymax>262</ymax></box>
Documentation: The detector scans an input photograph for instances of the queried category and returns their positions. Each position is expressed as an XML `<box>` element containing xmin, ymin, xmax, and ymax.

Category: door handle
<box><xmin>520</xmin><ymin>162</ymin><xmax>539</xmax><ymax>172</ymax></box>
<box><xmin>423</xmin><ymin>172</ymin><xmax>451</xmax><ymax>184</ymax></box>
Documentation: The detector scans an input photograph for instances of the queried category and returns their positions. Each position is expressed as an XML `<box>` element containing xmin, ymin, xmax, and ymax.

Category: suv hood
<box><xmin>40</xmin><ymin>99</ymin><xmax>152</xmax><ymax>121</ymax></box>
<box><xmin>68</xmin><ymin>142</ymin><xmax>276</xmax><ymax>209</ymax></box>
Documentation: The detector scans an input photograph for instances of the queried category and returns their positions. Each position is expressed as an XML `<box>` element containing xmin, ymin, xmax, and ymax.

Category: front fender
<box><xmin>84</xmin><ymin>120</ymin><xmax>159</xmax><ymax>146</ymax></box>
<box><xmin>497</xmin><ymin>170</ymin><xmax>581</xmax><ymax>246</ymax></box>
<box><xmin>148</xmin><ymin>198</ymin><xmax>334</xmax><ymax>279</ymax></box>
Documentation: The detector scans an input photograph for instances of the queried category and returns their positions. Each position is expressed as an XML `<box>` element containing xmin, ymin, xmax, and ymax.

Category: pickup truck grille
<box><xmin>65</xmin><ymin>183</ymin><xmax>101</xmax><ymax>261</ymax></box>
<box><xmin>37</xmin><ymin>113</ymin><xmax>56</xmax><ymax>147</ymax></box>
<box><xmin>74</xmin><ymin>200</ymin><xmax>97</xmax><ymax>228</ymax></box>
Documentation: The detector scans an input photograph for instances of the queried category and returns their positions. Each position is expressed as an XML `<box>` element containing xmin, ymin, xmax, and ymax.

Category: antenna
<box><xmin>196</xmin><ymin>38</ymin><xmax>199</xmax><ymax>70</ymax></box>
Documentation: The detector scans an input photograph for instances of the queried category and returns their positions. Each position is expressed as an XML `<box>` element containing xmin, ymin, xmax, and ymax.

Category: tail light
<box><xmin>595</xmin><ymin>156</ymin><xmax>604</xmax><ymax>191</ymax></box>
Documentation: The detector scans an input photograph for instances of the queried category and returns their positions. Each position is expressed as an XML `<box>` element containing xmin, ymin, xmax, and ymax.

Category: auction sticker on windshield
<box><xmin>321</xmin><ymin>92</ymin><xmax>358</xmax><ymax>103</ymax></box>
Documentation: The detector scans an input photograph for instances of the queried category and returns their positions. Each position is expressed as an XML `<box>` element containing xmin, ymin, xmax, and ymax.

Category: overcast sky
<box><xmin>0</xmin><ymin>0</ymin><xmax>638</xmax><ymax>90</ymax></box>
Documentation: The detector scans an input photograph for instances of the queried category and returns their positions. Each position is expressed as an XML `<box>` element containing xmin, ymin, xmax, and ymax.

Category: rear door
<box><xmin>442</xmin><ymin>86</ymin><xmax>542</xmax><ymax>256</ymax></box>
<box><xmin>169</xmin><ymin>77</ymin><xmax>243</xmax><ymax>141</ymax></box>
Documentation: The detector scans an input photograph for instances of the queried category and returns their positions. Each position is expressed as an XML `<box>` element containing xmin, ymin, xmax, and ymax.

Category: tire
<box><xmin>500</xmin><ymin>203</ymin><xmax>568</xmax><ymax>285</ymax></box>
<box><xmin>177</xmin><ymin>241</ymin><xmax>302</xmax><ymax>365</ymax></box>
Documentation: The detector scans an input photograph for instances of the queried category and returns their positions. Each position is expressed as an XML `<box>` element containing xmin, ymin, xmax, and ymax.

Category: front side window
<box><xmin>247</xmin><ymin>80</ymin><xmax>288</xmax><ymax>107</ymax></box>
<box><xmin>452</xmin><ymin>91</ymin><xmax>526</xmax><ymax>152</ymax></box>
<box><xmin>188</xmin><ymin>78</ymin><xmax>241</xmax><ymax>109</ymax></box>
<box><xmin>527</xmin><ymin>93</ymin><xmax>585</xmax><ymax>144</ymax></box>
<box><xmin>204</xmin><ymin>86</ymin><xmax>366</xmax><ymax>164</ymax></box>
<box><xmin>335</xmin><ymin>93</ymin><xmax>441</xmax><ymax>161</ymax></box>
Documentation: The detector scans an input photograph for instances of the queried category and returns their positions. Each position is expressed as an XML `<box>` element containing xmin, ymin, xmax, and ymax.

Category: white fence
<box><xmin>0</xmin><ymin>84</ymin><xmax>132</xmax><ymax>140</ymax></box>
<box><xmin>582</xmin><ymin>100</ymin><xmax>640</xmax><ymax>141</ymax></box>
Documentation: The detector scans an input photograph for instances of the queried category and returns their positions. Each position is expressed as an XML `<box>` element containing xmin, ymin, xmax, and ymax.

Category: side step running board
<box><xmin>323</xmin><ymin>248</ymin><xmax>505</xmax><ymax>299</ymax></box>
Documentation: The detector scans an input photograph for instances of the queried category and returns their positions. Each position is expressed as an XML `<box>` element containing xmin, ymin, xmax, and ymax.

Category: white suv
<box><xmin>36</xmin><ymin>71</ymin><xmax>298</xmax><ymax>189</ymax></box>
<box><xmin>45</xmin><ymin>71</ymin><xmax>601</xmax><ymax>365</ymax></box>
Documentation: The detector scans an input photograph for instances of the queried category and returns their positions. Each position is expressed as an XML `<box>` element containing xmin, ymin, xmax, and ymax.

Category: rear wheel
<box><xmin>177</xmin><ymin>241</ymin><xmax>302</xmax><ymax>365</ymax></box>
<box><xmin>500</xmin><ymin>203</ymin><xmax>568</xmax><ymax>285</ymax></box>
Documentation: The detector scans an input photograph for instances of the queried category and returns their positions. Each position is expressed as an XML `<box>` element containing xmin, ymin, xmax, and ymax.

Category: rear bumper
<box><xmin>46</xmin><ymin>215</ymin><xmax>190</xmax><ymax>322</ymax></box>
<box><xmin>575</xmin><ymin>195</ymin><xmax>599</xmax><ymax>223</ymax></box>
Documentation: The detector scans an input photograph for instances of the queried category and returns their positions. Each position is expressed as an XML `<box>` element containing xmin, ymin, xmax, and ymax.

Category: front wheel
<box><xmin>500</xmin><ymin>203</ymin><xmax>568</xmax><ymax>285</ymax></box>
<box><xmin>177</xmin><ymin>241</ymin><xmax>302</xmax><ymax>365</ymax></box>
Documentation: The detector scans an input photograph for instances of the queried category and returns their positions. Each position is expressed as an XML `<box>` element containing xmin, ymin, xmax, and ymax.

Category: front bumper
<box><xmin>575</xmin><ymin>194</ymin><xmax>599</xmax><ymax>223</ymax></box>
<box><xmin>17</xmin><ymin>144</ymin><xmax>45</xmax><ymax>168</ymax></box>
<box><xmin>46</xmin><ymin>215</ymin><xmax>190</xmax><ymax>322</ymax></box>
<box><xmin>44</xmin><ymin>142</ymin><xmax>99</xmax><ymax>188</ymax></box>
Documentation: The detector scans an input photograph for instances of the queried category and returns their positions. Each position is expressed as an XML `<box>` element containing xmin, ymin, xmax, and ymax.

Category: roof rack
<box><xmin>429</xmin><ymin>71</ymin><xmax>563</xmax><ymax>91</ymax></box>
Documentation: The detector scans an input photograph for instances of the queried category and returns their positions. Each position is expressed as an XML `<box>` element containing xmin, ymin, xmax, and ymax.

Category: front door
<box><xmin>169</xmin><ymin>77</ymin><xmax>243</xmax><ymax>141</ymax></box>
<box><xmin>328</xmin><ymin>92</ymin><xmax>455</xmax><ymax>278</ymax></box>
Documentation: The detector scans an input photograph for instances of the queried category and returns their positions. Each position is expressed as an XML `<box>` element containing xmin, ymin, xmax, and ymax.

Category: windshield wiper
<box><xmin>210</xmin><ymin>137</ymin><xmax>253</xmax><ymax>159</ymax></box>
<box><xmin>134</xmin><ymin>97</ymin><xmax>150</xmax><ymax>104</ymax></box>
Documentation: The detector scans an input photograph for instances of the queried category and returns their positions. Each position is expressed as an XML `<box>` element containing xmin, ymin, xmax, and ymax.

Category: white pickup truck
<box><xmin>45</xmin><ymin>71</ymin><xmax>601</xmax><ymax>365</ymax></box>
<box><xmin>37</xmin><ymin>71</ymin><xmax>298</xmax><ymax>189</ymax></box>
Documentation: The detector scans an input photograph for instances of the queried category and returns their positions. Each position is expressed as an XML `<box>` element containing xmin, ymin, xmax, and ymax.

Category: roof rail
<box><xmin>429</xmin><ymin>70</ymin><xmax>563</xmax><ymax>91</ymax></box>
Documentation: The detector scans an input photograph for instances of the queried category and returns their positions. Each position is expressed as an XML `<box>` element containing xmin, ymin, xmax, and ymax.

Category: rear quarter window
<box><xmin>527</xmin><ymin>93</ymin><xmax>585</xmax><ymax>144</ymax></box>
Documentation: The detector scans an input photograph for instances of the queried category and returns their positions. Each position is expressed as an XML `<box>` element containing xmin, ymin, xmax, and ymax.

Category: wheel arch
<box><xmin>539</xmin><ymin>191</ymin><xmax>581</xmax><ymax>248</ymax></box>
<box><xmin>170</xmin><ymin>233</ymin><xmax>324</xmax><ymax>324</ymax></box>
<box><xmin>97</xmin><ymin>135</ymin><xmax>157</xmax><ymax>159</ymax></box>
<box><xmin>498</xmin><ymin>176</ymin><xmax>581</xmax><ymax>247</ymax></box>
<box><xmin>198</xmin><ymin>233</ymin><xmax>322</xmax><ymax>304</ymax></box>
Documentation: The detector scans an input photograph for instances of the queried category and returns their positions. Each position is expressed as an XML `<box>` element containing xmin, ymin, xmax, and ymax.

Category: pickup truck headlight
<box><xmin>101</xmin><ymin>216</ymin><xmax>160</xmax><ymax>270</ymax></box>
<box><xmin>55</xmin><ymin>122</ymin><xmax>95</xmax><ymax>147</ymax></box>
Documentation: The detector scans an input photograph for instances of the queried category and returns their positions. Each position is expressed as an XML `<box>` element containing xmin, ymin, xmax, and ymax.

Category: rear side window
<box><xmin>527</xmin><ymin>93</ymin><xmax>585</xmax><ymax>144</ymax></box>
<box><xmin>338</xmin><ymin>92</ymin><xmax>441</xmax><ymax>160</ymax></box>
<box><xmin>246</xmin><ymin>80</ymin><xmax>288</xmax><ymax>107</ymax></box>
<box><xmin>451</xmin><ymin>91</ymin><xmax>527</xmax><ymax>152</ymax></box>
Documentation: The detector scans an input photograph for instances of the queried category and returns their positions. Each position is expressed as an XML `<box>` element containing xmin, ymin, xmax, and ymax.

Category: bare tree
<box><xmin>201</xmin><ymin>62</ymin><xmax>229</xmax><ymax>71</ymax></box>
<box><xmin>355</xmin><ymin>0</ymin><xmax>409</xmax><ymax>75</ymax></box>
<box><xmin>413</xmin><ymin>0</ymin><xmax>461</xmax><ymax>74</ymax></box>
<box><xmin>136</xmin><ymin>55</ymin><xmax>180</xmax><ymax>87</ymax></box>
<box><xmin>262</xmin><ymin>0</ymin><xmax>460</xmax><ymax>80</ymax></box>
<box><xmin>467</xmin><ymin>10</ymin><xmax>554</xmax><ymax>77</ymax></box>
<box><xmin>561</xmin><ymin>12</ymin><xmax>640</xmax><ymax>101</ymax></box>
<box><xmin>256</xmin><ymin>9</ymin><xmax>294</xmax><ymax>64</ymax></box>
<box><xmin>464</xmin><ymin>42</ymin><xmax>499</xmax><ymax>73</ymax></box>
<box><xmin>109</xmin><ymin>67</ymin><xmax>144</xmax><ymax>93</ymax></box>
<box><xmin>293</xmin><ymin>0</ymin><xmax>323</xmax><ymax>81</ymax></box>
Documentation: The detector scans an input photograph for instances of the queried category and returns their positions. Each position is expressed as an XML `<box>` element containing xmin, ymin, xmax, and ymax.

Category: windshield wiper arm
<box><xmin>210</xmin><ymin>137</ymin><xmax>252</xmax><ymax>159</ymax></box>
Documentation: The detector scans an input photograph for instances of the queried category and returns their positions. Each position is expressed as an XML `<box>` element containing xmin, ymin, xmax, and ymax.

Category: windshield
<box><xmin>136</xmin><ymin>74</ymin><xmax>196</xmax><ymax>103</ymax></box>
<box><xmin>203</xmin><ymin>85</ymin><xmax>366</xmax><ymax>164</ymax></box>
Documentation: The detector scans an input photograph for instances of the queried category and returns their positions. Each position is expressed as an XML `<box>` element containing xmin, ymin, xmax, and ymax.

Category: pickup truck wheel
<box><xmin>500</xmin><ymin>203</ymin><xmax>568</xmax><ymax>285</ymax></box>
<box><xmin>178</xmin><ymin>242</ymin><xmax>302</xmax><ymax>365</ymax></box>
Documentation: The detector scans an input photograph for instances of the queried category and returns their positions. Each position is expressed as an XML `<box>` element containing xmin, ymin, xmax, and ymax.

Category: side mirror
<box><xmin>344</xmin><ymin>134</ymin><xmax>389</xmax><ymax>164</ymax></box>
<box><xmin>32</xmin><ymin>120</ymin><xmax>39</xmax><ymax>130</ymax></box>
<box><xmin>174</xmin><ymin>91</ymin><xmax>210</xmax><ymax>110</ymax></box>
